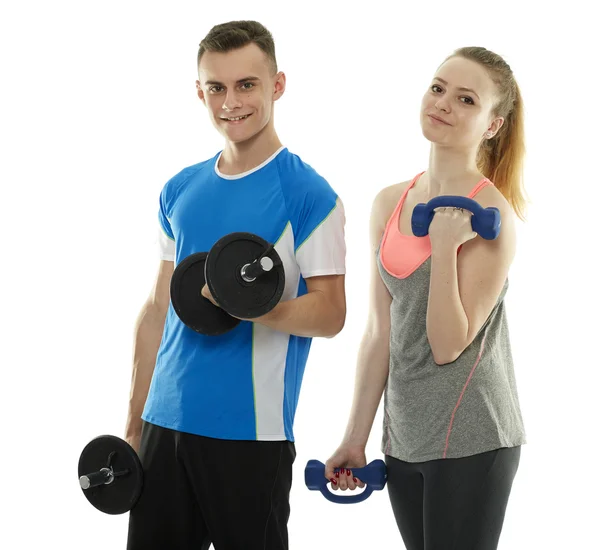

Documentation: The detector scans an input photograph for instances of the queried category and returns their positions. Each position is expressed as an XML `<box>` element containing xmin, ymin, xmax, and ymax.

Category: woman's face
<box><xmin>420</xmin><ymin>56</ymin><xmax>504</xmax><ymax>150</ymax></box>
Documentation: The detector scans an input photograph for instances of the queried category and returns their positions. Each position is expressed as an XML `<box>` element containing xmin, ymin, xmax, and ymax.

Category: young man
<box><xmin>124</xmin><ymin>20</ymin><xmax>346</xmax><ymax>550</ymax></box>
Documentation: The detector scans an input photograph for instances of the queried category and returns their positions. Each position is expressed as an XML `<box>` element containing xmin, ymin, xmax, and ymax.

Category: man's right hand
<box><xmin>125</xmin><ymin>432</ymin><xmax>142</xmax><ymax>454</ymax></box>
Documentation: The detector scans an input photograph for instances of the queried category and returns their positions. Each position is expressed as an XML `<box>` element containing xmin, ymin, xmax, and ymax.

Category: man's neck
<box><xmin>218</xmin><ymin>128</ymin><xmax>283</xmax><ymax>176</ymax></box>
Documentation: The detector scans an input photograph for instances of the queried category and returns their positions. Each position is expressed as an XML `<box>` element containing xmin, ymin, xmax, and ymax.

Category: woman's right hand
<box><xmin>324</xmin><ymin>443</ymin><xmax>368</xmax><ymax>491</ymax></box>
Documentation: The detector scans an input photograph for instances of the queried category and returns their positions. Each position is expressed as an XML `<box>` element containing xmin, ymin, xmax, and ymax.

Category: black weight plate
<box><xmin>170</xmin><ymin>252</ymin><xmax>240</xmax><ymax>336</ymax></box>
<box><xmin>205</xmin><ymin>232</ymin><xmax>285</xmax><ymax>319</ymax></box>
<box><xmin>78</xmin><ymin>435</ymin><xmax>143</xmax><ymax>515</ymax></box>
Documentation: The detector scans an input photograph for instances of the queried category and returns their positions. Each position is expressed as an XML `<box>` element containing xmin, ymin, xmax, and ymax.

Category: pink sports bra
<box><xmin>379</xmin><ymin>172</ymin><xmax>494</xmax><ymax>279</ymax></box>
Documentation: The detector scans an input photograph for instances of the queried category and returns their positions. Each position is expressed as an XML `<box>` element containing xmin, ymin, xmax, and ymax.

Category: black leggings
<box><xmin>385</xmin><ymin>446</ymin><xmax>521</xmax><ymax>550</ymax></box>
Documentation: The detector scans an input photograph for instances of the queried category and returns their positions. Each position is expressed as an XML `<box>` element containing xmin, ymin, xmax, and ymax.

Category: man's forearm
<box><xmin>125</xmin><ymin>303</ymin><xmax>166</xmax><ymax>437</ymax></box>
<box><xmin>252</xmin><ymin>290</ymin><xmax>345</xmax><ymax>337</ymax></box>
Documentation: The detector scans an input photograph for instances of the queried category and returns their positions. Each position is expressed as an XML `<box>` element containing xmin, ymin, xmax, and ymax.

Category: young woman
<box><xmin>325</xmin><ymin>47</ymin><xmax>527</xmax><ymax>550</ymax></box>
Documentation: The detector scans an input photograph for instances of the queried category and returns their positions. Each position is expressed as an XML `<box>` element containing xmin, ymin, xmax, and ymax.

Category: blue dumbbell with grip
<box><xmin>411</xmin><ymin>196</ymin><xmax>501</xmax><ymax>240</ymax></box>
<box><xmin>305</xmin><ymin>459</ymin><xmax>387</xmax><ymax>504</ymax></box>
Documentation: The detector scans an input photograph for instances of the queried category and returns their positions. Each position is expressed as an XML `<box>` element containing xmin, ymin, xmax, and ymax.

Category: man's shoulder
<box><xmin>162</xmin><ymin>153</ymin><xmax>219</xmax><ymax>196</ymax></box>
<box><xmin>277</xmin><ymin>149</ymin><xmax>337</xmax><ymax>199</ymax></box>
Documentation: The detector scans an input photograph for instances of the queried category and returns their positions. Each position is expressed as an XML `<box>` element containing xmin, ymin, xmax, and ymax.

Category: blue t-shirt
<box><xmin>142</xmin><ymin>146</ymin><xmax>346</xmax><ymax>442</ymax></box>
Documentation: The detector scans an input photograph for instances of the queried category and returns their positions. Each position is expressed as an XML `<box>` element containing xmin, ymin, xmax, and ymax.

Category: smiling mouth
<box><xmin>429</xmin><ymin>115</ymin><xmax>450</xmax><ymax>125</ymax></box>
<box><xmin>222</xmin><ymin>114</ymin><xmax>251</xmax><ymax>121</ymax></box>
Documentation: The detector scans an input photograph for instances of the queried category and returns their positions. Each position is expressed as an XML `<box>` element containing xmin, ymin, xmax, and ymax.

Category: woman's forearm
<box><xmin>426</xmin><ymin>245</ymin><xmax>469</xmax><ymax>364</ymax></box>
<box><xmin>341</xmin><ymin>332</ymin><xmax>390</xmax><ymax>448</ymax></box>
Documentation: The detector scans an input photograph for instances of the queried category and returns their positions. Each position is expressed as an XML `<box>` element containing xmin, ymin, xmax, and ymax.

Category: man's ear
<box><xmin>273</xmin><ymin>71</ymin><xmax>286</xmax><ymax>101</ymax></box>
<box><xmin>196</xmin><ymin>80</ymin><xmax>206</xmax><ymax>105</ymax></box>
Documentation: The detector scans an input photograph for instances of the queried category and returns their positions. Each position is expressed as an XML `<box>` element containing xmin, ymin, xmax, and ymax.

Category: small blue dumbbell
<box><xmin>411</xmin><ymin>196</ymin><xmax>501</xmax><ymax>240</ymax></box>
<box><xmin>304</xmin><ymin>459</ymin><xmax>387</xmax><ymax>504</ymax></box>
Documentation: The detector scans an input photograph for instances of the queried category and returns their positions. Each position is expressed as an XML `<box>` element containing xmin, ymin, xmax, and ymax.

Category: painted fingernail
<box><xmin>353</xmin><ymin>477</ymin><xmax>358</xmax><ymax>483</ymax></box>
<box><xmin>331</xmin><ymin>478</ymin><xmax>337</xmax><ymax>485</ymax></box>
<box><xmin>341</xmin><ymin>468</ymin><xmax>345</xmax><ymax>474</ymax></box>
<box><xmin>335</xmin><ymin>471</ymin><xmax>339</xmax><ymax>478</ymax></box>
<box><xmin>347</xmin><ymin>470</ymin><xmax>351</xmax><ymax>476</ymax></box>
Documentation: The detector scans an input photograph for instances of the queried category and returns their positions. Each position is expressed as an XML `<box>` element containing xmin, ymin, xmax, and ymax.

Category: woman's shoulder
<box><xmin>472</xmin><ymin>181</ymin><xmax>516</xmax><ymax>226</ymax></box>
<box><xmin>372</xmin><ymin>179</ymin><xmax>413</xmax><ymax>224</ymax></box>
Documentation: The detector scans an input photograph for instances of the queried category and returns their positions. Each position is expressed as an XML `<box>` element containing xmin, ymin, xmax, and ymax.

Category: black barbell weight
<box><xmin>205</xmin><ymin>232</ymin><xmax>285</xmax><ymax>321</ymax></box>
<box><xmin>78</xmin><ymin>435</ymin><xmax>144</xmax><ymax>515</ymax></box>
<box><xmin>170</xmin><ymin>232</ymin><xmax>285</xmax><ymax>335</ymax></box>
<box><xmin>170</xmin><ymin>251</ymin><xmax>241</xmax><ymax>336</ymax></box>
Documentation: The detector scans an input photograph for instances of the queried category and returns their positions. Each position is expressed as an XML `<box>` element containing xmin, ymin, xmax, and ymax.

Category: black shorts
<box><xmin>126</xmin><ymin>421</ymin><xmax>296</xmax><ymax>550</ymax></box>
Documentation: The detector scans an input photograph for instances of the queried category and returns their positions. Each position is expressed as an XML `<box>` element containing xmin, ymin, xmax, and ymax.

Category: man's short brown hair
<box><xmin>197</xmin><ymin>21</ymin><xmax>277</xmax><ymax>74</ymax></box>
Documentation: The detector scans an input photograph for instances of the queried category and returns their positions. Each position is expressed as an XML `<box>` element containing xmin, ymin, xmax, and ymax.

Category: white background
<box><xmin>2</xmin><ymin>1</ymin><xmax>599</xmax><ymax>548</ymax></box>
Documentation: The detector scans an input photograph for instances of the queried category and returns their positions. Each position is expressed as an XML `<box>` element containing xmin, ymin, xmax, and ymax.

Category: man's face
<box><xmin>196</xmin><ymin>43</ymin><xmax>285</xmax><ymax>143</ymax></box>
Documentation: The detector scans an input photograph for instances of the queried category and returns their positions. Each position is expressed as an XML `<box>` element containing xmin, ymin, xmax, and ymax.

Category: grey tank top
<box><xmin>377</xmin><ymin>175</ymin><xmax>527</xmax><ymax>462</ymax></box>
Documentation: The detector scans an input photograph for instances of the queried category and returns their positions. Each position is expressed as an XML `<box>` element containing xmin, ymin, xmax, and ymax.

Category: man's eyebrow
<box><xmin>434</xmin><ymin>77</ymin><xmax>480</xmax><ymax>99</ymax></box>
<box><xmin>203</xmin><ymin>76</ymin><xmax>261</xmax><ymax>86</ymax></box>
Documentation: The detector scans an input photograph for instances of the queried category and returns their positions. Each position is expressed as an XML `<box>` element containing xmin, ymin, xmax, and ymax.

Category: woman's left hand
<box><xmin>428</xmin><ymin>207</ymin><xmax>478</xmax><ymax>250</ymax></box>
